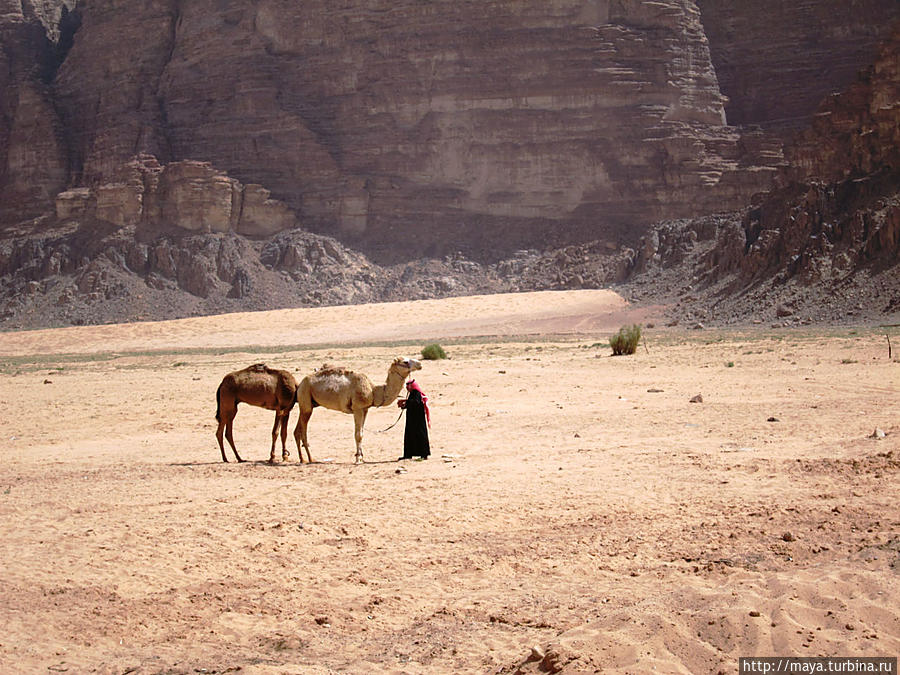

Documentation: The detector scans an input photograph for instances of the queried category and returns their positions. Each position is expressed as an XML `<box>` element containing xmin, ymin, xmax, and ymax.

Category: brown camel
<box><xmin>294</xmin><ymin>356</ymin><xmax>422</xmax><ymax>464</ymax></box>
<box><xmin>215</xmin><ymin>364</ymin><xmax>299</xmax><ymax>463</ymax></box>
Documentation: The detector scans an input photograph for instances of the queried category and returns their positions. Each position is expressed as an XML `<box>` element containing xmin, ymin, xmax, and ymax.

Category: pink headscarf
<box><xmin>406</xmin><ymin>379</ymin><xmax>431</xmax><ymax>427</ymax></box>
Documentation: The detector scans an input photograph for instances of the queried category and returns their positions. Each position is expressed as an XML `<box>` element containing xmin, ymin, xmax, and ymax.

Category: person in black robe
<box><xmin>397</xmin><ymin>379</ymin><xmax>430</xmax><ymax>460</ymax></box>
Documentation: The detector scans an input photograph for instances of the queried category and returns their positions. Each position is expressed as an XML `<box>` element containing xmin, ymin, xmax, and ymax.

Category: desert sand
<box><xmin>0</xmin><ymin>290</ymin><xmax>898</xmax><ymax>674</ymax></box>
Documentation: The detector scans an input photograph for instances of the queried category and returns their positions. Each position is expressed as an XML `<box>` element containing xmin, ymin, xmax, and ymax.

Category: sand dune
<box><xmin>0</xmin><ymin>291</ymin><xmax>897</xmax><ymax>673</ymax></box>
<box><xmin>0</xmin><ymin>289</ymin><xmax>652</xmax><ymax>356</ymax></box>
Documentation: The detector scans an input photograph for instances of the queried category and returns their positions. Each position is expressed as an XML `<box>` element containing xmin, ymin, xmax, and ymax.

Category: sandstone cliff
<box><xmin>627</xmin><ymin>23</ymin><xmax>900</xmax><ymax>326</ymax></box>
<box><xmin>698</xmin><ymin>0</ymin><xmax>898</xmax><ymax>135</ymax></box>
<box><xmin>718</xmin><ymin>23</ymin><xmax>900</xmax><ymax>286</ymax></box>
<box><xmin>7</xmin><ymin>0</ymin><xmax>899</xmax><ymax>258</ymax></box>
<box><xmin>0</xmin><ymin>0</ymin><xmax>75</xmax><ymax>221</ymax></box>
<box><xmin>1</xmin><ymin>1</ymin><xmax>899</xmax><ymax>329</ymax></box>
<box><xmin>53</xmin><ymin>154</ymin><xmax>297</xmax><ymax>236</ymax></box>
<box><xmin>7</xmin><ymin>0</ymin><xmax>793</xmax><ymax>261</ymax></box>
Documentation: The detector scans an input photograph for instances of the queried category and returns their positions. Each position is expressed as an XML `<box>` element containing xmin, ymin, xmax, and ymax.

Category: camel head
<box><xmin>391</xmin><ymin>356</ymin><xmax>422</xmax><ymax>376</ymax></box>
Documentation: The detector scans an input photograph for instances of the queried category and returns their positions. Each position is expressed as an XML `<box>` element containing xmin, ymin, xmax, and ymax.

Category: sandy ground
<box><xmin>0</xmin><ymin>290</ymin><xmax>898</xmax><ymax>674</ymax></box>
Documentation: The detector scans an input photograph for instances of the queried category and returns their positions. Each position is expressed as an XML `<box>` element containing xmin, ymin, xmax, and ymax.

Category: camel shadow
<box><xmin>172</xmin><ymin>458</ymin><xmax>402</xmax><ymax>467</ymax></box>
<box><xmin>277</xmin><ymin>459</ymin><xmax>402</xmax><ymax>467</ymax></box>
<box><xmin>170</xmin><ymin>461</ymin><xmax>224</xmax><ymax>467</ymax></box>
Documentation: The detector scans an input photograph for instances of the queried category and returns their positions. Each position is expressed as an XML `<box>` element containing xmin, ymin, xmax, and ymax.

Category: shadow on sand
<box><xmin>170</xmin><ymin>458</ymin><xmax>401</xmax><ymax>467</ymax></box>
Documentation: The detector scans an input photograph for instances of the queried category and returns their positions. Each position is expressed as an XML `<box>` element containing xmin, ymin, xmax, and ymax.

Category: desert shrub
<box><xmin>421</xmin><ymin>343</ymin><xmax>447</xmax><ymax>360</ymax></box>
<box><xmin>609</xmin><ymin>324</ymin><xmax>642</xmax><ymax>356</ymax></box>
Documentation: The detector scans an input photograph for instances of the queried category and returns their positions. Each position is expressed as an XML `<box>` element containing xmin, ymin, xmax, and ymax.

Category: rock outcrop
<box><xmin>52</xmin><ymin>154</ymin><xmax>298</xmax><ymax>236</ymax></box>
<box><xmin>1</xmin><ymin>0</ymin><xmax>796</xmax><ymax>261</ymax></box>
<box><xmin>0</xmin><ymin>0</ymin><xmax>74</xmax><ymax>221</ymax></box>
<box><xmin>1</xmin><ymin>2</ymin><xmax>899</xmax><ymax>329</ymax></box>
<box><xmin>698</xmin><ymin>0</ymin><xmax>899</xmax><ymax>134</ymax></box>
<box><xmin>626</xmin><ymin>24</ymin><xmax>900</xmax><ymax>326</ymax></box>
<box><xmin>718</xmin><ymin>24</ymin><xmax>900</xmax><ymax>284</ymax></box>
<box><xmin>7</xmin><ymin>0</ymin><xmax>899</xmax><ymax>261</ymax></box>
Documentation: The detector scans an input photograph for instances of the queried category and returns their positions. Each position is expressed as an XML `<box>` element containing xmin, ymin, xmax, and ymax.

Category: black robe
<box><xmin>401</xmin><ymin>389</ymin><xmax>430</xmax><ymax>459</ymax></box>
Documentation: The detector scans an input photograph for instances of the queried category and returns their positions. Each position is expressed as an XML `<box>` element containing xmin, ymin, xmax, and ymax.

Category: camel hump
<box><xmin>242</xmin><ymin>363</ymin><xmax>292</xmax><ymax>378</ymax></box>
<box><xmin>315</xmin><ymin>364</ymin><xmax>353</xmax><ymax>377</ymax></box>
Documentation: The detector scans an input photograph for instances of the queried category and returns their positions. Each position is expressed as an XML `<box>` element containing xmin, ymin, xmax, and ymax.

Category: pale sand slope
<box><xmin>0</xmin><ymin>290</ymin><xmax>897</xmax><ymax>674</ymax></box>
<box><xmin>0</xmin><ymin>289</ymin><xmax>655</xmax><ymax>356</ymax></box>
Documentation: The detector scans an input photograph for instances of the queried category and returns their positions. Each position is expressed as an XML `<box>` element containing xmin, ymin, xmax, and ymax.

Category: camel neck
<box><xmin>373</xmin><ymin>367</ymin><xmax>405</xmax><ymax>407</ymax></box>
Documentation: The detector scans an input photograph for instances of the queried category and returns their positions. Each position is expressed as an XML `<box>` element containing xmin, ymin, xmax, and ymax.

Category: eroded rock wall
<box><xmin>708</xmin><ymin>24</ymin><xmax>900</xmax><ymax>286</ymax></box>
<box><xmin>46</xmin><ymin>0</ymin><xmax>780</xmax><ymax>260</ymax></box>
<box><xmin>698</xmin><ymin>0</ymin><xmax>900</xmax><ymax>133</ymax></box>
<box><xmin>0</xmin><ymin>0</ymin><xmax>72</xmax><ymax>221</ymax></box>
<box><xmin>2</xmin><ymin>0</ymin><xmax>896</xmax><ymax>268</ymax></box>
<box><xmin>53</xmin><ymin>154</ymin><xmax>297</xmax><ymax>236</ymax></box>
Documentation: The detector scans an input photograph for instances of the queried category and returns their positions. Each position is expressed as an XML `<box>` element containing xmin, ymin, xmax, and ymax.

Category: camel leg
<box><xmin>224</xmin><ymin>415</ymin><xmax>243</xmax><ymax>463</ymax></box>
<box><xmin>216</xmin><ymin>385</ymin><xmax>229</xmax><ymax>463</ymax></box>
<box><xmin>280</xmin><ymin>410</ymin><xmax>291</xmax><ymax>462</ymax></box>
<box><xmin>216</xmin><ymin>416</ymin><xmax>229</xmax><ymax>462</ymax></box>
<box><xmin>353</xmin><ymin>408</ymin><xmax>368</xmax><ymax>464</ymax></box>
<box><xmin>216</xmin><ymin>398</ymin><xmax>242</xmax><ymax>463</ymax></box>
<box><xmin>294</xmin><ymin>408</ymin><xmax>314</xmax><ymax>464</ymax></box>
<box><xmin>269</xmin><ymin>412</ymin><xmax>281</xmax><ymax>464</ymax></box>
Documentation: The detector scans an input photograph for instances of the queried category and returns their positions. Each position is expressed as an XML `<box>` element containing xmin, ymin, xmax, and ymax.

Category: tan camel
<box><xmin>294</xmin><ymin>356</ymin><xmax>422</xmax><ymax>464</ymax></box>
<box><xmin>215</xmin><ymin>364</ymin><xmax>299</xmax><ymax>463</ymax></box>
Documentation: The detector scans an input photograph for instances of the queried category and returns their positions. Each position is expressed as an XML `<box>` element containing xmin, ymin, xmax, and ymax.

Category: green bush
<box><xmin>421</xmin><ymin>343</ymin><xmax>447</xmax><ymax>360</ymax></box>
<box><xmin>609</xmin><ymin>324</ymin><xmax>642</xmax><ymax>356</ymax></box>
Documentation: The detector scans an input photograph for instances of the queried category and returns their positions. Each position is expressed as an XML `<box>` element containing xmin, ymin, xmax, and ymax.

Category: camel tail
<box><xmin>215</xmin><ymin>384</ymin><xmax>222</xmax><ymax>422</ymax></box>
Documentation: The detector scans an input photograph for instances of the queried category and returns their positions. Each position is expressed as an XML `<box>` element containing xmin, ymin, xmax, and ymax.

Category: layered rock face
<box><xmin>0</xmin><ymin>0</ymin><xmax>74</xmax><ymax>221</ymax></box>
<box><xmin>2</xmin><ymin>1</ymin><xmax>899</xmax><ymax>329</ymax></box>
<box><xmin>5</xmin><ymin>1</ymin><xmax>898</xmax><ymax>263</ymax></box>
<box><xmin>720</xmin><ymin>25</ymin><xmax>900</xmax><ymax>285</ymax></box>
<box><xmin>53</xmin><ymin>154</ymin><xmax>297</xmax><ymax>236</ymax></box>
<box><xmin>698</xmin><ymin>0</ymin><xmax>900</xmax><ymax>134</ymax></box>
<box><xmin>7</xmin><ymin>0</ymin><xmax>898</xmax><ymax>263</ymax></box>
<box><xmin>620</xmin><ymin>21</ymin><xmax>900</xmax><ymax>326</ymax></box>
<box><xmin>41</xmin><ymin>0</ymin><xmax>784</xmax><ymax>260</ymax></box>
<box><xmin>631</xmin><ymin>24</ymin><xmax>900</xmax><ymax>325</ymax></box>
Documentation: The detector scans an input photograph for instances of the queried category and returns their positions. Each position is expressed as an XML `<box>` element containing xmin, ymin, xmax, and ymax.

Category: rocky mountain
<box><xmin>0</xmin><ymin>210</ymin><xmax>637</xmax><ymax>328</ymax></box>
<box><xmin>8</xmin><ymin>0</ymin><xmax>776</xmax><ymax>255</ymax></box>
<box><xmin>1</xmin><ymin>1</ymin><xmax>898</xmax><ymax>329</ymax></box>
<box><xmin>698</xmin><ymin>0</ymin><xmax>899</xmax><ymax>135</ymax></box>
<box><xmin>627</xmin><ymin>23</ymin><xmax>900</xmax><ymax>326</ymax></box>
